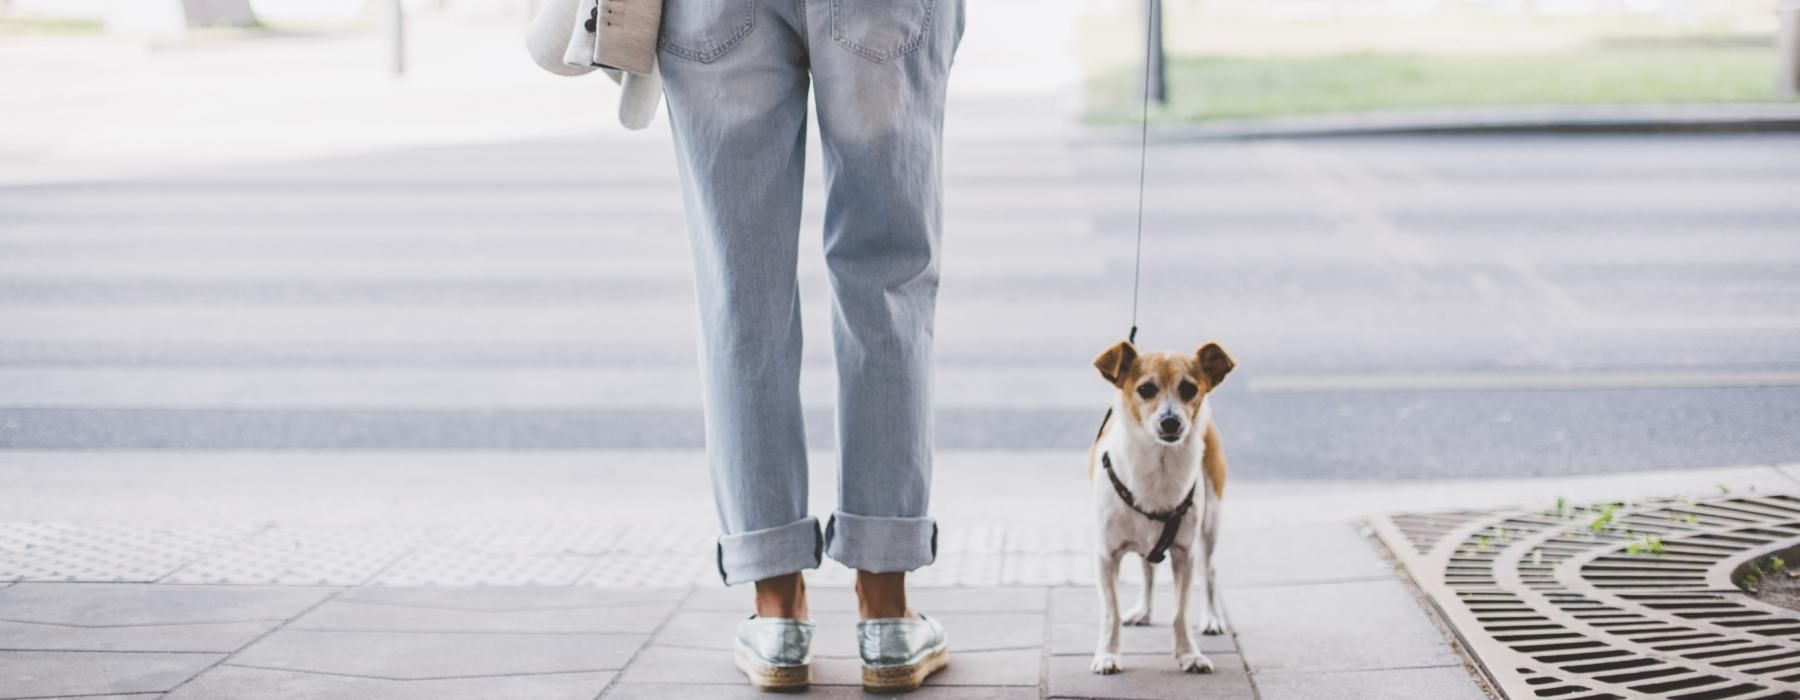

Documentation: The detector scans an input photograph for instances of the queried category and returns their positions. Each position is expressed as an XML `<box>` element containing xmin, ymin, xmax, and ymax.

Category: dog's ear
<box><xmin>1197</xmin><ymin>342</ymin><xmax>1234</xmax><ymax>387</ymax></box>
<box><xmin>1093</xmin><ymin>341</ymin><xmax>1138</xmax><ymax>386</ymax></box>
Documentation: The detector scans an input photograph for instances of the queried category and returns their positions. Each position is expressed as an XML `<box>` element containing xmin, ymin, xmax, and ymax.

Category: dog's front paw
<box><xmin>1198</xmin><ymin>614</ymin><xmax>1227</xmax><ymax>636</ymax></box>
<box><xmin>1177</xmin><ymin>652</ymin><xmax>1215</xmax><ymax>674</ymax></box>
<box><xmin>1090</xmin><ymin>653</ymin><xmax>1123</xmax><ymax>675</ymax></box>
<box><xmin>1121</xmin><ymin>604</ymin><xmax>1151</xmax><ymax>626</ymax></box>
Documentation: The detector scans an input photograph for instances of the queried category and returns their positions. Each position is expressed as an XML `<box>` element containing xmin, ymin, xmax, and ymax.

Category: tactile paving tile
<box><xmin>164</xmin><ymin>526</ymin><xmax>428</xmax><ymax>585</ymax></box>
<box><xmin>370</xmin><ymin>546</ymin><xmax>598</xmax><ymax>586</ymax></box>
<box><xmin>432</xmin><ymin>523</ymin><xmax>622</xmax><ymax>556</ymax></box>
<box><xmin>575</xmin><ymin>554</ymin><xmax>714</xmax><ymax>588</ymax></box>
<box><xmin>936</xmin><ymin>524</ymin><xmax>1007</xmax><ymax>554</ymax></box>
<box><xmin>0</xmin><ymin>522</ymin><xmax>77</xmax><ymax>581</ymax></box>
<box><xmin>607</xmin><ymin>523</ymin><xmax>715</xmax><ymax>555</ymax></box>
<box><xmin>1004</xmin><ymin>524</ymin><xmax>1089</xmax><ymax>554</ymax></box>
<box><xmin>911</xmin><ymin>551</ymin><xmax>1003</xmax><ymax>587</ymax></box>
<box><xmin>0</xmin><ymin>522</ymin><xmax>260</xmax><ymax>582</ymax></box>
<box><xmin>1000</xmin><ymin>553</ymin><xmax>1092</xmax><ymax>587</ymax></box>
<box><xmin>0</xmin><ymin>521</ymin><xmax>1128</xmax><ymax>587</ymax></box>
<box><xmin>365</xmin><ymin>524</ymin><xmax>634</xmax><ymax>585</ymax></box>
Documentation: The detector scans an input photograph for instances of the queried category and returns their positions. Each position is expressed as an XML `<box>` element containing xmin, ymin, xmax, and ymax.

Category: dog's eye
<box><xmin>1136</xmin><ymin>383</ymin><xmax>1158</xmax><ymax>399</ymax></box>
<box><xmin>1179</xmin><ymin>381</ymin><xmax>1198</xmax><ymax>401</ymax></box>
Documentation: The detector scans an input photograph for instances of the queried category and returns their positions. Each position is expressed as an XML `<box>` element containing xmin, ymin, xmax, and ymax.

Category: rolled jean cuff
<box><xmin>716</xmin><ymin>516</ymin><xmax>822</xmax><ymax>586</ymax></box>
<box><xmin>823</xmin><ymin>511</ymin><xmax>938</xmax><ymax>573</ymax></box>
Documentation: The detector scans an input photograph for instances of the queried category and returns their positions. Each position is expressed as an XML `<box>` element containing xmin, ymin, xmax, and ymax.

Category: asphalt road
<box><xmin>2</xmin><ymin>124</ymin><xmax>1798</xmax><ymax>481</ymax></box>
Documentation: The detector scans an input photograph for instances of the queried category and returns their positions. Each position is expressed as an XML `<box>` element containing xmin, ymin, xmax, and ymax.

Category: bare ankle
<box><xmin>856</xmin><ymin>571</ymin><xmax>911</xmax><ymax>620</ymax></box>
<box><xmin>754</xmin><ymin>573</ymin><xmax>807</xmax><ymax>619</ymax></box>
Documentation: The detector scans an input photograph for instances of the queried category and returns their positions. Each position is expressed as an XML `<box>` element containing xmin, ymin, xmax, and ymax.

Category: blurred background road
<box><xmin>1</xmin><ymin>0</ymin><xmax>1798</xmax><ymax>526</ymax></box>
<box><xmin>6</xmin><ymin>131</ymin><xmax>1800</xmax><ymax>478</ymax></box>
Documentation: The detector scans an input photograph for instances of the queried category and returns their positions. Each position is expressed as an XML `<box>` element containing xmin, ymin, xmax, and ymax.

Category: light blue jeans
<box><xmin>658</xmin><ymin>0</ymin><xmax>965</xmax><ymax>585</ymax></box>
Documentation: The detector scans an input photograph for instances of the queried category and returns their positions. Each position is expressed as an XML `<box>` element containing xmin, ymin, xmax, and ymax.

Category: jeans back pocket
<box><xmin>831</xmin><ymin>0</ymin><xmax>936</xmax><ymax>64</ymax></box>
<box><xmin>659</xmin><ymin>0</ymin><xmax>757</xmax><ymax>63</ymax></box>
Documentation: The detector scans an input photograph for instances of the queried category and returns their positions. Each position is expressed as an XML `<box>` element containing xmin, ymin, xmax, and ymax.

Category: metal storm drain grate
<box><xmin>1372</xmin><ymin>495</ymin><xmax>1800</xmax><ymax>699</ymax></box>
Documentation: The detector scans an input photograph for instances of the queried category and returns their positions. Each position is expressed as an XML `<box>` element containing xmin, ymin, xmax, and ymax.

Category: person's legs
<box><xmin>659</xmin><ymin>0</ymin><xmax>818</xmax><ymax>589</ymax></box>
<box><xmin>805</xmin><ymin>0</ymin><xmax>966</xmax><ymax>612</ymax></box>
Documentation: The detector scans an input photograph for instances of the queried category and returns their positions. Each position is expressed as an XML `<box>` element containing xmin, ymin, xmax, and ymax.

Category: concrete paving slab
<box><xmin>333</xmin><ymin>585</ymin><xmax>686</xmax><ymax>611</ymax></box>
<box><xmin>1047</xmin><ymin>620</ymin><xmax>1237</xmax><ymax>657</ymax></box>
<box><xmin>1215</xmin><ymin>523</ymin><xmax>1396</xmax><ymax>588</ymax></box>
<box><xmin>613</xmin><ymin>644</ymin><xmax>750</xmax><ymax>685</ymax></box>
<box><xmin>1049</xmin><ymin>588</ymin><xmax>1232</xmax><ymax>629</ymax></box>
<box><xmin>291</xmin><ymin>587</ymin><xmax>682</xmax><ymax>634</ymax></box>
<box><xmin>0</xmin><ymin>649</ymin><xmax>224</xmax><ymax>698</ymax></box>
<box><xmin>228</xmin><ymin>629</ymin><xmax>644</xmax><ymax>679</ymax></box>
<box><xmin>1253</xmin><ymin>666</ymin><xmax>1486</xmax><ymax>700</ymax></box>
<box><xmin>1046</xmin><ymin>586</ymin><xmax>1237</xmax><ymax>655</ymax></box>
<box><xmin>1050</xmin><ymin>587</ymin><xmax>1169</xmax><ymax>622</ymax></box>
<box><xmin>0</xmin><ymin>583</ymin><xmax>334</xmax><ymax>627</ymax></box>
<box><xmin>1226</xmin><ymin>579</ymin><xmax>1462</xmax><ymax>673</ymax></box>
<box><xmin>1046</xmin><ymin>652</ymin><xmax>1253</xmax><ymax>700</ymax></box>
<box><xmin>23</xmin><ymin>695</ymin><xmax>158</xmax><ymax>700</ymax></box>
<box><xmin>163</xmin><ymin>666</ymin><xmax>615</xmax><ymax>700</ymax></box>
<box><xmin>291</xmin><ymin>598</ymin><xmax>676</xmax><ymax>635</ymax></box>
<box><xmin>0</xmin><ymin>618</ymin><xmax>278</xmax><ymax>653</ymax></box>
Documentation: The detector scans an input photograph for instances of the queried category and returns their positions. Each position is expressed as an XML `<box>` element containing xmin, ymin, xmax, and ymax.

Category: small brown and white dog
<box><xmin>1087</xmin><ymin>340</ymin><xmax>1234</xmax><ymax>675</ymax></box>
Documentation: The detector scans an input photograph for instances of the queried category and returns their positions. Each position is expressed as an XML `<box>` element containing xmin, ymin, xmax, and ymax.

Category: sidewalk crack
<box><xmin>590</xmin><ymin>585</ymin><xmax>697</xmax><ymax>699</ymax></box>
<box><xmin>157</xmin><ymin>585</ymin><xmax>350</xmax><ymax>696</ymax></box>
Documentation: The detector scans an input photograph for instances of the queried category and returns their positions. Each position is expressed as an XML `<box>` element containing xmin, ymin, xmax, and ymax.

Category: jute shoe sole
<box><xmin>862</xmin><ymin>645</ymin><xmax>949</xmax><ymax>693</ymax></box>
<box><xmin>734</xmin><ymin>645</ymin><xmax>810</xmax><ymax>692</ymax></box>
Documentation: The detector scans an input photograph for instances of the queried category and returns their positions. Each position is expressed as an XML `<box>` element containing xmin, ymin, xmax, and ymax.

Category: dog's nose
<box><xmin>1158</xmin><ymin>417</ymin><xmax>1182</xmax><ymax>435</ymax></box>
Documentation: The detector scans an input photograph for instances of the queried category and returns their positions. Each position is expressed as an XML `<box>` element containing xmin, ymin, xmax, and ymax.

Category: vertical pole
<box><xmin>389</xmin><ymin>0</ymin><xmax>406</xmax><ymax>76</ymax></box>
<box><xmin>1781</xmin><ymin>0</ymin><xmax>1800</xmax><ymax>96</ymax></box>
<box><xmin>1146</xmin><ymin>0</ymin><xmax>1166</xmax><ymax>106</ymax></box>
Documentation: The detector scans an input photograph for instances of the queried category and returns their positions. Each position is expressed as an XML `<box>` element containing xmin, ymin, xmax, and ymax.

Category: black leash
<box><xmin>1091</xmin><ymin>2</ymin><xmax>1187</xmax><ymax>567</ymax></box>
<box><xmin>1127</xmin><ymin>0</ymin><xmax>1155</xmax><ymax>347</ymax></box>
<box><xmin>1101</xmin><ymin>451</ymin><xmax>1194</xmax><ymax>564</ymax></box>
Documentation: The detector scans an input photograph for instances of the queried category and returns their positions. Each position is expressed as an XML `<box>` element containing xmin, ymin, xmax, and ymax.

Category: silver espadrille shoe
<box><xmin>733</xmin><ymin>616</ymin><xmax>814</xmax><ymax>691</ymax></box>
<box><xmin>856</xmin><ymin>613</ymin><xmax>949</xmax><ymax>693</ymax></box>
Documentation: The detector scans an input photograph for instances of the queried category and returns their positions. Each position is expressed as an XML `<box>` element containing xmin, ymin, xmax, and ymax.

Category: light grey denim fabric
<box><xmin>658</xmin><ymin>0</ymin><xmax>964</xmax><ymax>585</ymax></box>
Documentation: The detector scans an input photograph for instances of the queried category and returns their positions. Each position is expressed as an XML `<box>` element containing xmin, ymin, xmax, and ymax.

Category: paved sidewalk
<box><xmin>0</xmin><ymin>531</ymin><xmax>1464</xmax><ymax>700</ymax></box>
<box><xmin>10</xmin><ymin>466</ymin><xmax>1799</xmax><ymax>698</ymax></box>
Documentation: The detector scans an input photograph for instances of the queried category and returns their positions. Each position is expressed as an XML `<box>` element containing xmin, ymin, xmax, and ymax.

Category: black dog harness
<box><xmin>1101</xmin><ymin>452</ymin><xmax>1195</xmax><ymax>564</ymax></box>
<box><xmin>1096</xmin><ymin>408</ymin><xmax>1196</xmax><ymax>564</ymax></box>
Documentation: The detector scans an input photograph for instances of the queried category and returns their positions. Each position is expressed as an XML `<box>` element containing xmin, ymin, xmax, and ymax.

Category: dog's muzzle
<box><xmin>1156</xmin><ymin>417</ymin><xmax>1184</xmax><ymax>443</ymax></box>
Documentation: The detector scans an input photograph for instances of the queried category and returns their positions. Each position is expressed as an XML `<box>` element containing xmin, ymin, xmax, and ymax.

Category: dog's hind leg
<box><xmin>1168</xmin><ymin>544</ymin><xmax>1215</xmax><ymax>673</ymax></box>
<box><xmin>1197</xmin><ymin>489</ymin><xmax>1227</xmax><ymax>635</ymax></box>
<box><xmin>1090</xmin><ymin>547</ymin><xmax>1126</xmax><ymax>674</ymax></box>
<box><xmin>1121</xmin><ymin>556</ymin><xmax>1154</xmax><ymax>625</ymax></box>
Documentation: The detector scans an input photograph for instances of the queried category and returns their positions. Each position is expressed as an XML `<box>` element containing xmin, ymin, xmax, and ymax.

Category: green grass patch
<box><xmin>1088</xmin><ymin>45</ymin><xmax>1791</xmax><ymax>124</ymax></box>
<box><xmin>0</xmin><ymin>16</ymin><xmax>104</xmax><ymax>36</ymax></box>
